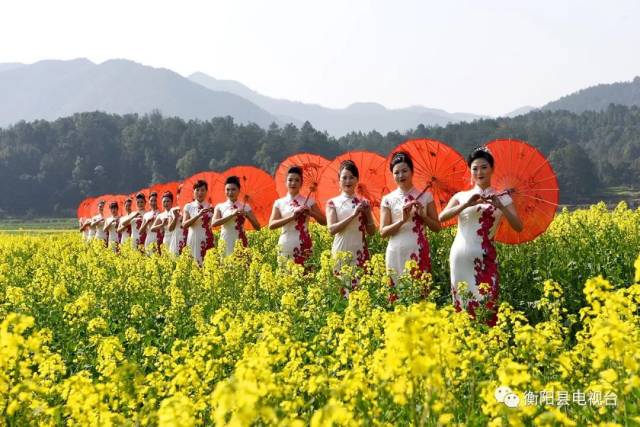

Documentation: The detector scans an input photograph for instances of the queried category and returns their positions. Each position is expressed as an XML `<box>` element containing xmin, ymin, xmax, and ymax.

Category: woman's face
<box><xmin>110</xmin><ymin>206</ymin><xmax>118</xmax><ymax>216</ymax></box>
<box><xmin>162</xmin><ymin>197</ymin><xmax>172</xmax><ymax>211</ymax></box>
<box><xmin>136</xmin><ymin>198</ymin><xmax>145</xmax><ymax>211</ymax></box>
<box><xmin>149</xmin><ymin>195</ymin><xmax>158</xmax><ymax>210</ymax></box>
<box><xmin>225</xmin><ymin>184</ymin><xmax>240</xmax><ymax>201</ymax></box>
<box><xmin>470</xmin><ymin>158</ymin><xmax>493</xmax><ymax>187</ymax></box>
<box><xmin>124</xmin><ymin>200</ymin><xmax>132</xmax><ymax>213</ymax></box>
<box><xmin>98</xmin><ymin>202</ymin><xmax>105</xmax><ymax>214</ymax></box>
<box><xmin>339</xmin><ymin>169</ymin><xmax>358</xmax><ymax>194</ymax></box>
<box><xmin>392</xmin><ymin>162</ymin><xmax>413</xmax><ymax>187</ymax></box>
<box><xmin>287</xmin><ymin>173</ymin><xmax>302</xmax><ymax>193</ymax></box>
<box><xmin>194</xmin><ymin>186</ymin><xmax>207</xmax><ymax>202</ymax></box>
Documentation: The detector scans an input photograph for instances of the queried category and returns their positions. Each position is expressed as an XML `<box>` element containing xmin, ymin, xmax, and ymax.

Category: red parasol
<box><xmin>485</xmin><ymin>139</ymin><xmax>559</xmax><ymax>244</ymax></box>
<box><xmin>211</xmin><ymin>166</ymin><xmax>278</xmax><ymax>229</ymax></box>
<box><xmin>385</xmin><ymin>139</ymin><xmax>469</xmax><ymax>227</ymax></box>
<box><xmin>316</xmin><ymin>151</ymin><xmax>389</xmax><ymax>225</ymax></box>
<box><xmin>274</xmin><ymin>153</ymin><xmax>330</xmax><ymax>199</ymax></box>
<box><xmin>77</xmin><ymin>197</ymin><xmax>94</xmax><ymax>219</ymax></box>
<box><xmin>177</xmin><ymin>172</ymin><xmax>221</xmax><ymax>208</ymax></box>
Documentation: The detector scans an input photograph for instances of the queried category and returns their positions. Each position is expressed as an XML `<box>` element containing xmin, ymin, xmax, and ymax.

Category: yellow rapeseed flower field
<box><xmin>1</xmin><ymin>202</ymin><xmax>639</xmax><ymax>425</ymax></box>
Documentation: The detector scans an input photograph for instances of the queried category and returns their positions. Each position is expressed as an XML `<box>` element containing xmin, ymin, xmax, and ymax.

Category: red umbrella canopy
<box><xmin>485</xmin><ymin>139</ymin><xmax>559</xmax><ymax>244</ymax></box>
<box><xmin>77</xmin><ymin>197</ymin><xmax>94</xmax><ymax>219</ymax></box>
<box><xmin>316</xmin><ymin>151</ymin><xmax>389</xmax><ymax>225</ymax></box>
<box><xmin>274</xmin><ymin>153</ymin><xmax>330</xmax><ymax>197</ymax></box>
<box><xmin>385</xmin><ymin>138</ymin><xmax>469</xmax><ymax>227</ymax></box>
<box><xmin>211</xmin><ymin>166</ymin><xmax>278</xmax><ymax>229</ymax></box>
<box><xmin>177</xmin><ymin>172</ymin><xmax>221</xmax><ymax>208</ymax></box>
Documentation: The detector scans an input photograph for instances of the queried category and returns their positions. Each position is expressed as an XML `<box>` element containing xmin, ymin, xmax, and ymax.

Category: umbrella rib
<box><xmin>517</xmin><ymin>193</ymin><xmax>559</xmax><ymax>207</ymax></box>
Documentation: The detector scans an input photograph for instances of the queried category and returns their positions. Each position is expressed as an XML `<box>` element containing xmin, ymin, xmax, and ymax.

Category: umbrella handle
<box><xmin>416</xmin><ymin>182</ymin><xmax>433</xmax><ymax>201</ymax></box>
<box><xmin>494</xmin><ymin>188</ymin><xmax>515</xmax><ymax>197</ymax></box>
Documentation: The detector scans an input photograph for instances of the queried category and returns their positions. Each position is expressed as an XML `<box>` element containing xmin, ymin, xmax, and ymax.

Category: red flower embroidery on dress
<box><xmin>471</xmin><ymin>205</ymin><xmax>500</xmax><ymax>326</ymax></box>
<box><xmin>404</xmin><ymin>195</ymin><xmax>431</xmax><ymax>275</ymax></box>
<box><xmin>199</xmin><ymin>204</ymin><xmax>215</xmax><ymax>261</ymax></box>
<box><xmin>233</xmin><ymin>204</ymin><xmax>248</xmax><ymax>248</ymax></box>
<box><xmin>354</xmin><ymin>197</ymin><xmax>370</xmax><ymax>268</ymax></box>
<box><xmin>291</xmin><ymin>199</ymin><xmax>312</xmax><ymax>265</ymax></box>
<box><xmin>135</xmin><ymin>217</ymin><xmax>146</xmax><ymax>247</ymax></box>
<box><xmin>179</xmin><ymin>227</ymin><xmax>188</xmax><ymax>254</ymax></box>
<box><xmin>451</xmin><ymin>285</ymin><xmax>462</xmax><ymax>312</ymax></box>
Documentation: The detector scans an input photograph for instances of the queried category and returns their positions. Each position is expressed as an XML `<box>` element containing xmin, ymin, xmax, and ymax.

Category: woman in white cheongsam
<box><xmin>326</xmin><ymin>160</ymin><xmax>376</xmax><ymax>296</ymax></box>
<box><xmin>380</xmin><ymin>152</ymin><xmax>441</xmax><ymax>300</ymax></box>
<box><xmin>117</xmin><ymin>198</ymin><xmax>133</xmax><ymax>244</ymax></box>
<box><xmin>182</xmin><ymin>180</ymin><xmax>215</xmax><ymax>265</ymax></box>
<box><xmin>91</xmin><ymin>200</ymin><xmax>107</xmax><ymax>245</ymax></box>
<box><xmin>439</xmin><ymin>146</ymin><xmax>523</xmax><ymax>326</ymax></box>
<box><xmin>150</xmin><ymin>192</ymin><xmax>178</xmax><ymax>255</ymax></box>
<box><xmin>212</xmin><ymin>176</ymin><xmax>261</xmax><ymax>257</ymax></box>
<box><xmin>327</xmin><ymin>160</ymin><xmax>376</xmax><ymax>266</ymax></box>
<box><xmin>141</xmin><ymin>192</ymin><xmax>162</xmax><ymax>253</ymax></box>
<box><xmin>269</xmin><ymin>166</ymin><xmax>326</xmax><ymax>266</ymax></box>
<box><xmin>119</xmin><ymin>193</ymin><xmax>146</xmax><ymax>249</ymax></box>
<box><xmin>103</xmin><ymin>201</ymin><xmax>121</xmax><ymax>252</ymax></box>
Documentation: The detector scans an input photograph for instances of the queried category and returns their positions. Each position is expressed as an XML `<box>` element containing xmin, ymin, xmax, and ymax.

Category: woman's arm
<box><xmin>491</xmin><ymin>197</ymin><xmax>523</xmax><ymax>232</ymax></box>
<box><xmin>149</xmin><ymin>216</ymin><xmax>164</xmax><ymax>232</ymax></box>
<box><xmin>268</xmin><ymin>204</ymin><xmax>295</xmax><ymax>229</ymax></box>
<box><xmin>364</xmin><ymin>206</ymin><xmax>376</xmax><ymax>235</ymax></box>
<box><xmin>211</xmin><ymin>206</ymin><xmax>237</xmax><ymax>227</ymax></box>
<box><xmin>168</xmin><ymin>210</ymin><xmax>180</xmax><ymax>232</ymax></box>
<box><xmin>308</xmin><ymin>203</ymin><xmax>326</xmax><ymax>225</ymax></box>
<box><xmin>326</xmin><ymin>203</ymin><xmax>358</xmax><ymax>235</ymax></box>
<box><xmin>379</xmin><ymin>205</ymin><xmax>410</xmax><ymax>238</ymax></box>
<box><xmin>414</xmin><ymin>201</ymin><xmax>441</xmax><ymax>232</ymax></box>
<box><xmin>246</xmin><ymin>210</ymin><xmax>261</xmax><ymax>231</ymax></box>
<box><xmin>439</xmin><ymin>194</ymin><xmax>482</xmax><ymax>223</ymax></box>
<box><xmin>182</xmin><ymin>206</ymin><xmax>208</xmax><ymax>228</ymax></box>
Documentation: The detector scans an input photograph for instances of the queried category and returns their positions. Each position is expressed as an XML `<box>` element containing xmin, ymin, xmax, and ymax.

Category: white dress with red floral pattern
<box><xmin>185</xmin><ymin>201</ymin><xmax>215</xmax><ymax>265</ymax></box>
<box><xmin>143</xmin><ymin>210</ymin><xmax>163</xmax><ymax>252</ymax></box>
<box><xmin>381</xmin><ymin>187</ymin><xmax>433</xmax><ymax>279</ymax></box>
<box><xmin>130</xmin><ymin>212</ymin><xmax>145</xmax><ymax>248</ymax></box>
<box><xmin>119</xmin><ymin>216</ymin><xmax>132</xmax><ymax>244</ymax></box>
<box><xmin>215</xmin><ymin>200</ymin><xmax>252</xmax><ymax>257</ymax></box>
<box><xmin>328</xmin><ymin>193</ymin><xmax>370</xmax><ymax>267</ymax></box>
<box><xmin>85</xmin><ymin>222</ymin><xmax>94</xmax><ymax>241</ymax></box>
<box><xmin>449</xmin><ymin>187</ymin><xmax>513</xmax><ymax>326</ymax></box>
<box><xmin>156</xmin><ymin>211</ymin><xmax>176</xmax><ymax>255</ymax></box>
<box><xmin>92</xmin><ymin>214</ymin><xmax>107</xmax><ymax>244</ymax></box>
<box><xmin>274</xmin><ymin>194</ymin><xmax>314</xmax><ymax>265</ymax></box>
<box><xmin>105</xmin><ymin>216</ymin><xmax>121</xmax><ymax>251</ymax></box>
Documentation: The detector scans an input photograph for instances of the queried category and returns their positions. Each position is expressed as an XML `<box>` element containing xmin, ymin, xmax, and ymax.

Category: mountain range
<box><xmin>1</xmin><ymin>58</ymin><xmax>639</xmax><ymax>135</ymax></box>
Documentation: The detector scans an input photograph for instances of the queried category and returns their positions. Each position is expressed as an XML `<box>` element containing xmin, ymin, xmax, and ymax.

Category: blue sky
<box><xmin>2</xmin><ymin>0</ymin><xmax>639</xmax><ymax>116</ymax></box>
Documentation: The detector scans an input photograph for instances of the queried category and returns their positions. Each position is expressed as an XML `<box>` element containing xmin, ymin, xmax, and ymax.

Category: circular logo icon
<box><xmin>494</xmin><ymin>386</ymin><xmax>513</xmax><ymax>403</ymax></box>
<box><xmin>504</xmin><ymin>393</ymin><xmax>520</xmax><ymax>408</ymax></box>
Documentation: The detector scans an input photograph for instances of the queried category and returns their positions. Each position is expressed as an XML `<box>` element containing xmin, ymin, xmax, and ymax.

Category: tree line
<box><xmin>1</xmin><ymin>104</ymin><xmax>638</xmax><ymax>216</ymax></box>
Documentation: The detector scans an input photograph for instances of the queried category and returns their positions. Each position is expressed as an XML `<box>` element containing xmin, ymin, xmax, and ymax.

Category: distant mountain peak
<box><xmin>344</xmin><ymin>102</ymin><xmax>388</xmax><ymax>113</ymax></box>
<box><xmin>542</xmin><ymin>76</ymin><xmax>640</xmax><ymax>113</ymax></box>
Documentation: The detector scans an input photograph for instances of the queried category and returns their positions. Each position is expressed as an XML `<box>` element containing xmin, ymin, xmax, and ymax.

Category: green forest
<box><xmin>1</xmin><ymin>104</ymin><xmax>639</xmax><ymax>216</ymax></box>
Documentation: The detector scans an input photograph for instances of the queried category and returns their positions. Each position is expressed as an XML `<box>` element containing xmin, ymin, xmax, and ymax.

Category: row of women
<box><xmin>80</xmin><ymin>146</ymin><xmax>522</xmax><ymax>325</ymax></box>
